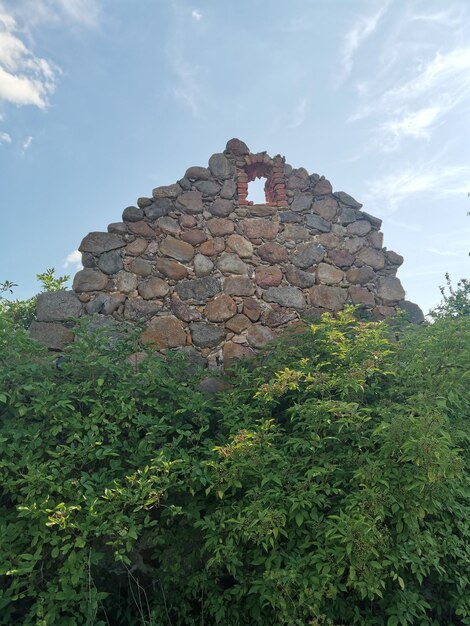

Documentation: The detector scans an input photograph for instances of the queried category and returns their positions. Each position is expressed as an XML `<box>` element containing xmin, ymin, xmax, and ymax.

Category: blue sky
<box><xmin>1</xmin><ymin>0</ymin><xmax>469</xmax><ymax>313</ymax></box>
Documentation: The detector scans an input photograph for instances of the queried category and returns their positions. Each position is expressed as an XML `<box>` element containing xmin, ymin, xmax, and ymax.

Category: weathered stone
<box><xmin>343</xmin><ymin>237</ymin><xmax>365</xmax><ymax>254</ymax></box>
<box><xmin>217</xmin><ymin>253</ymin><xmax>247</xmax><ymax>275</ymax></box>
<box><xmin>138</xmin><ymin>277</ymin><xmax>170</xmax><ymax>300</ymax></box>
<box><xmin>145</xmin><ymin>198</ymin><xmax>172</xmax><ymax>220</ymax></box>
<box><xmin>81</xmin><ymin>252</ymin><xmax>95</xmax><ymax>268</ymax></box>
<box><xmin>376</xmin><ymin>276</ymin><xmax>406</xmax><ymax>302</ymax></box>
<box><xmin>283</xmin><ymin>224</ymin><xmax>310</xmax><ymax>241</ymax></box>
<box><xmin>160</xmin><ymin>236</ymin><xmax>194</xmax><ymax>262</ymax></box>
<box><xmin>185</xmin><ymin>166</ymin><xmax>210</xmax><ymax>180</ymax></box>
<box><xmin>290</xmin><ymin>193</ymin><xmax>313</xmax><ymax>212</ymax></box>
<box><xmin>312</xmin><ymin>197</ymin><xmax>338</xmax><ymax>220</ymax></box>
<box><xmin>73</xmin><ymin>269</ymin><xmax>108</xmax><ymax>292</ymax></box>
<box><xmin>223</xmin><ymin>276</ymin><xmax>255</xmax><ymax>297</ymax></box>
<box><xmin>86</xmin><ymin>293</ymin><xmax>125</xmax><ymax>315</ymax></box>
<box><xmin>208</xmin><ymin>153</ymin><xmax>233</xmax><ymax>179</ymax></box>
<box><xmin>223</xmin><ymin>342</ymin><xmax>254</xmax><ymax>367</ymax></box>
<box><xmin>204</xmin><ymin>294</ymin><xmax>236</xmax><ymax>322</ymax></box>
<box><xmin>190</xmin><ymin>323</ymin><xmax>225</xmax><ymax>348</ymax></box>
<box><xmin>314</xmin><ymin>178</ymin><xmax>333</xmax><ymax>195</ymax></box>
<box><xmin>156</xmin><ymin>216</ymin><xmax>180</xmax><ymax>236</ymax></box>
<box><xmin>194</xmin><ymin>253</ymin><xmax>214</xmax><ymax>277</ymax></box>
<box><xmin>200</xmin><ymin>377</ymin><xmax>232</xmax><ymax>393</ymax></box>
<box><xmin>243</xmin><ymin>219</ymin><xmax>278</xmax><ymax>240</ymax></box>
<box><xmin>243</xmin><ymin>297</ymin><xmax>262</xmax><ymax>321</ymax></box>
<box><xmin>107</xmin><ymin>222</ymin><xmax>128</xmax><ymax>235</ymax></box>
<box><xmin>327</xmin><ymin>249</ymin><xmax>354</xmax><ymax>268</ymax></box>
<box><xmin>128</xmin><ymin>221</ymin><xmax>155</xmax><ymax>238</ymax></box>
<box><xmin>225</xmin><ymin>314</ymin><xmax>251</xmax><ymax>333</ymax></box>
<box><xmin>176</xmin><ymin>190</ymin><xmax>204</xmax><ymax>214</ymax></box>
<box><xmin>30</xmin><ymin>321</ymin><xmax>74</xmax><ymax>350</ymax></box>
<box><xmin>180</xmin><ymin>229</ymin><xmax>207</xmax><ymax>245</ymax></box>
<box><xmin>349</xmin><ymin>286</ymin><xmax>375</xmax><ymax>305</ymax></box>
<box><xmin>126</xmin><ymin>238</ymin><xmax>148</xmax><ymax>256</ymax></box>
<box><xmin>129</xmin><ymin>257</ymin><xmax>153</xmax><ymax>277</ymax></box>
<box><xmin>334</xmin><ymin>191</ymin><xmax>363</xmax><ymax>208</ymax></box>
<box><xmin>346</xmin><ymin>266</ymin><xmax>375</xmax><ymax>285</ymax></box>
<box><xmin>339</xmin><ymin>207</ymin><xmax>358</xmax><ymax>225</ymax></box>
<box><xmin>264</xmin><ymin>286</ymin><xmax>305</xmax><ymax>309</ymax></box>
<box><xmin>79</xmin><ymin>232</ymin><xmax>125</xmax><ymax>254</ymax></box>
<box><xmin>176</xmin><ymin>276</ymin><xmax>221</xmax><ymax>303</ymax></box>
<box><xmin>156</xmin><ymin>257</ymin><xmax>188</xmax><ymax>280</ymax></box>
<box><xmin>143</xmin><ymin>316</ymin><xmax>187</xmax><ymax>349</ymax></box>
<box><xmin>209</xmin><ymin>198</ymin><xmax>233</xmax><ymax>217</ymax></box>
<box><xmin>257</xmin><ymin>242</ymin><xmax>288</xmax><ymax>264</ymax></box>
<box><xmin>179</xmin><ymin>346</ymin><xmax>206</xmax><ymax>371</ymax></box>
<box><xmin>198</xmin><ymin>239</ymin><xmax>224</xmax><ymax>256</ymax></box>
<box><xmin>361</xmin><ymin>211</ymin><xmax>382</xmax><ymax>229</ymax></box>
<box><xmin>179</xmin><ymin>176</ymin><xmax>194</xmax><ymax>191</ymax></box>
<box><xmin>386</xmin><ymin>250</ymin><xmax>404</xmax><ymax>266</ymax></box>
<box><xmin>171</xmin><ymin>294</ymin><xmax>200</xmax><ymax>322</ymax></box>
<box><xmin>263</xmin><ymin>306</ymin><xmax>297</xmax><ymax>328</ymax></box>
<box><xmin>279</xmin><ymin>211</ymin><xmax>302</xmax><ymax>223</ymax></box>
<box><xmin>309</xmin><ymin>285</ymin><xmax>348</xmax><ymax>310</ymax></box>
<box><xmin>36</xmin><ymin>291</ymin><xmax>82</xmax><ymax>322</ymax></box>
<box><xmin>317</xmin><ymin>233</ymin><xmax>341</xmax><ymax>249</ymax></box>
<box><xmin>207</xmin><ymin>218</ymin><xmax>234</xmax><ymax>237</ymax></box>
<box><xmin>306</xmin><ymin>214</ymin><xmax>331</xmax><ymax>233</ymax></box>
<box><xmin>291</xmin><ymin>242</ymin><xmax>325</xmax><ymax>268</ymax></box>
<box><xmin>122</xmin><ymin>206</ymin><xmax>144</xmax><ymax>222</ymax></box>
<box><xmin>152</xmin><ymin>184</ymin><xmax>181</xmax><ymax>200</ymax></box>
<box><xmin>180</xmin><ymin>214</ymin><xmax>197</xmax><ymax>228</ymax></box>
<box><xmin>369</xmin><ymin>231</ymin><xmax>384</xmax><ymax>249</ymax></box>
<box><xmin>316</xmin><ymin>263</ymin><xmax>344</xmax><ymax>285</ymax></box>
<box><xmin>225</xmin><ymin>138</ymin><xmax>249</xmax><ymax>155</ymax></box>
<box><xmin>246</xmin><ymin>325</ymin><xmax>275</xmax><ymax>348</ymax></box>
<box><xmin>226</xmin><ymin>234</ymin><xmax>253</xmax><ymax>258</ymax></box>
<box><xmin>372</xmin><ymin>305</ymin><xmax>396</xmax><ymax>320</ymax></box>
<box><xmin>137</xmin><ymin>197</ymin><xmax>152</xmax><ymax>209</ymax></box>
<box><xmin>195</xmin><ymin>180</ymin><xmax>221</xmax><ymax>197</ymax></box>
<box><xmin>97</xmin><ymin>250</ymin><xmax>123</xmax><ymax>275</ymax></box>
<box><xmin>356</xmin><ymin>248</ymin><xmax>385</xmax><ymax>270</ymax></box>
<box><xmin>399</xmin><ymin>300</ymin><xmax>424</xmax><ymax>324</ymax></box>
<box><xmin>115</xmin><ymin>271</ymin><xmax>138</xmax><ymax>294</ymax></box>
<box><xmin>124</xmin><ymin>299</ymin><xmax>162</xmax><ymax>321</ymax></box>
<box><xmin>285</xmin><ymin>265</ymin><xmax>316</xmax><ymax>288</ymax></box>
<box><xmin>255</xmin><ymin>266</ymin><xmax>283</xmax><ymax>287</ymax></box>
<box><xmin>287</xmin><ymin>172</ymin><xmax>309</xmax><ymax>190</ymax></box>
<box><xmin>220</xmin><ymin>180</ymin><xmax>236</xmax><ymax>199</ymax></box>
<box><xmin>347</xmin><ymin>220</ymin><xmax>371</xmax><ymax>236</ymax></box>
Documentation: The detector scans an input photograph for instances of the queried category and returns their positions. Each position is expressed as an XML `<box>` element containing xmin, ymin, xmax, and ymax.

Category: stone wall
<box><xmin>31</xmin><ymin>138</ymin><xmax>423</xmax><ymax>365</ymax></box>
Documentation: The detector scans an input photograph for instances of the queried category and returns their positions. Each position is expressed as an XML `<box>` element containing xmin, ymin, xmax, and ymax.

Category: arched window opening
<box><xmin>247</xmin><ymin>176</ymin><xmax>267</xmax><ymax>204</ymax></box>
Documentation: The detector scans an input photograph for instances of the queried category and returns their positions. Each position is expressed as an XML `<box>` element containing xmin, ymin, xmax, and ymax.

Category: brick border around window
<box><xmin>236</xmin><ymin>153</ymin><xmax>287</xmax><ymax>207</ymax></box>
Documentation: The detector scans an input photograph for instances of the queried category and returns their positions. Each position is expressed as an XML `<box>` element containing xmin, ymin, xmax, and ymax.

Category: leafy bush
<box><xmin>0</xmin><ymin>307</ymin><xmax>468</xmax><ymax>625</ymax></box>
<box><xmin>0</xmin><ymin>269</ymin><xmax>70</xmax><ymax>329</ymax></box>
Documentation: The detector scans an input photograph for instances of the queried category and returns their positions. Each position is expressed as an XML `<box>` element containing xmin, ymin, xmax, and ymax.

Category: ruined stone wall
<box><xmin>31</xmin><ymin>138</ymin><xmax>422</xmax><ymax>366</ymax></box>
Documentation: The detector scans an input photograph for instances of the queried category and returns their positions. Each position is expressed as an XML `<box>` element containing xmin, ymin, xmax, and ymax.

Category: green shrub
<box><xmin>0</xmin><ymin>308</ymin><xmax>468</xmax><ymax>625</ymax></box>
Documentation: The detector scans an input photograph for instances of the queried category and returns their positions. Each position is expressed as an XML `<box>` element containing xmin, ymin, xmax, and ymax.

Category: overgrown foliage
<box><xmin>0</xmin><ymin>269</ymin><xmax>70</xmax><ymax>329</ymax></box>
<box><xmin>0</xmin><ymin>299</ymin><xmax>469</xmax><ymax>624</ymax></box>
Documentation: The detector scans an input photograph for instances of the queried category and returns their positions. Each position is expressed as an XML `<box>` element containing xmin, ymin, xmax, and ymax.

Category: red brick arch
<box><xmin>236</xmin><ymin>153</ymin><xmax>287</xmax><ymax>207</ymax></box>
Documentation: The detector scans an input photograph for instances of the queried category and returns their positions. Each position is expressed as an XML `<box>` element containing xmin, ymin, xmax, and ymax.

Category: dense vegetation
<box><xmin>0</xmin><ymin>276</ymin><xmax>469</xmax><ymax>625</ymax></box>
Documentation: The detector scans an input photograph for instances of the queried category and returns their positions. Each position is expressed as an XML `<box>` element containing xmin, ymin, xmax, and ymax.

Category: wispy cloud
<box><xmin>0</xmin><ymin>129</ymin><xmax>11</xmax><ymax>143</ymax></box>
<box><xmin>336</xmin><ymin>1</ymin><xmax>390</xmax><ymax>86</ymax></box>
<box><xmin>348</xmin><ymin>2</ymin><xmax>470</xmax><ymax>151</ymax></box>
<box><xmin>364</xmin><ymin>162</ymin><xmax>470</xmax><ymax>214</ymax></box>
<box><xmin>0</xmin><ymin>3</ymin><xmax>60</xmax><ymax>108</ymax></box>
<box><xmin>288</xmin><ymin>98</ymin><xmax>307</xmax><ymax>129</ymax></box>
<box><xmin>191</xmin><ymin>9</ymin><xmax>202</xmax><ymax>21</ymax></box>
<box><xmin>64</xmin><ymin>249</ymin><xmax>82</xmax><ymax>271</ymax></box>
<box><xmin>12</xmin><ymin>0</ymin><xmax>101</xmax><ymax>29</ymax></box>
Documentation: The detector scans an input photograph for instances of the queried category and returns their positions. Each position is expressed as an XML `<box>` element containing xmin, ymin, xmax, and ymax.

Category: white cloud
<box><xmin>0</xmin><ymin>129</ymin><xmax>11</xmax><ymax>143</ymax></box>
<box><xmin>191</xmin><ymin>9</ymin><xmax>202</xmax><ymax>21</ymax></box>
<box><xmin>22</xmin><ymin>134</ymin><xmax>33</xmax><ymax>151</ymax></box>
<box><xmin>364</xmin><ymin>162</ymin><xmax>470</xmax><ymax>214</ymax></box>
<box><xmin>0</xmin><ymin>4</ymin><xmax>60</xmax><ymax>108</ymax></box>
<box><xmin>336</xmin><ymin>1</ymin><xmax>390</xmax><ymax>85</ymax></box>
<box><xmin>64</xmin><ymin>249</ymin><xmax>82</xmax><ymax>271</ymax></box>
<box><xmin>11</xmin><ymin>0</ymin><xmax>101</xmax><ymax>28</ymax></box>
<box><xmin>288</xmin><ymin>98</ymin><xmax>307</xmax><ymax>129</ymax></box>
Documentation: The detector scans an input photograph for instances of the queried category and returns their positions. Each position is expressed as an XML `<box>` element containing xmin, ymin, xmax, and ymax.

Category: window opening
<box><xmin>247</xmin><ymin>176</ymin><xmax>267</xmax><ymax>204</ymax></box>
